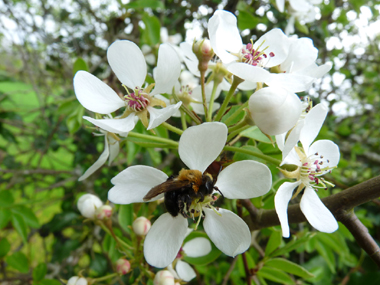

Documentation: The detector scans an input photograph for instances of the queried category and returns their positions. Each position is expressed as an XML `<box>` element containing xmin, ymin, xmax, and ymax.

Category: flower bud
<box><xmin>153</xmin><ymin>270</ymin><xmax>175</xmax><ymax>285</ymax></box>
<box><xmin>116</xmin><ymin>258</ymin><xmax>131</xmax><ymax>275</ymax></box>
<box><xmin>193</xmin><ymin>39</ymin><xmax>214</xmax><ymax>72</ymax></box>
<box><xmin>132</xmin><ymin>217</ymin><xmax>151</xmax><ymax>236</ymax></box>
<box><xmin>95</xmin><ymin>205</ymin><xmax>113</xmax><ymax>220</ymax></box>
<box><xmin>67</xmin><ymin>276</ymin><xmax>88</xmax><ymax>285</ymax></box>
<box><xmin>77</xmin><ymin>194</ymin><xmax>103</xmax><ymax>219</ymax></box>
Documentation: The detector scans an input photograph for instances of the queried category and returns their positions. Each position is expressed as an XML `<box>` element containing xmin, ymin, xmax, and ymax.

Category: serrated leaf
<box><xmin>11</xmin><ymin>206</ymin><xmax>40</xmax><ymax>229</ymax></box>
<box><xmin>73</xmin><ymin>58</ymin><xmax>88</xmax><ymax>75</ymax></box>
<box><xmin>6</xmin><ymin>252</ymin><xmax>29</xmax><ymax>273</ymax></box>
<box><xmin>118</xmin><ymin>204</ymin><xmax>134</xmax><ymax>233</ymax></box>
<box><xmin>0</xmin><ymin>208</ymin><xmax>12</xmax><ymax>229</ymax></box>
<box><xmin>0</xmin><ymin>190</ymin><xmax>14</xmax><ymax>206</ymax></box>
<box><xmin>141</xmin><ymin>13</ymin><xmax>161</xmax><ymax>45</ymax></box>
<box><xmin>257</xmin><ymin>266</ymin><xmax>294</xmax><ymax>284</ymax></box>
<box><xmin>265</xmin><ymin>228</ymin><xmax>282</xmax><ymax>256</ymax></box>
<box><xmin>0</xmin><ymin>238</ymin><xmax>11</xmax><ymax>257</ymax></box>
<box><xmin>265</xmin><ymin>258</ymin><xmax>314</xmax><ymax>278</ymax></box>
<box><xmin>11</xmin><ymin>213</ymin><xmax>28</xmax><ymax>243</ymax></box>
<box><xmin>125</xmin><ymin>0</ymin><xmax>165</xmax><ymax>10</ymax></box>
<box><xmin>33</xmin><ymin>263</ymin><xmax>47</xmax><ymax>281</ymax></box>
<box><xmin>240</xmin><ymin>126</ymin><xmax>273</xmax><ymax>143</ymax></box>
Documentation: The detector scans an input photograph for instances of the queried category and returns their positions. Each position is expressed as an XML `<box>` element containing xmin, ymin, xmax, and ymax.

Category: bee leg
<box><xmin>179</xmin><ymin>195</ymin><xmax>189</xmax><ymax>218</ymax></box>
<box><xmin>213</xmin><ymin>186</ymin><xmax>224</xmax><ymax>198</ymax></box>
<box><xmin>199</xmin><ymin>191</ymin><xmax>205</xmax><ymax>202</ymax></box>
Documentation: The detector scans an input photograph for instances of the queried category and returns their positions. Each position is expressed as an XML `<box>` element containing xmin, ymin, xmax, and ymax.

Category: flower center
<box><xmin>187</xmin><ymin>195</ymin><xmax>220</xmax><ymax>230</ymax></box>
<box><xmin>177</xmin><ymin>85</ymin><xmax>193</xmax><ymax>106</ymax></box>
<box><xmin>241</xmin><ymin>40</ymin><xmax>274</xmax><ymax>67</ymax></box>
<box><xmin>299</xmin><ymin>150</ymin><xmax>335</xmax><ymax>190</ymax></box>
<box><xmin>124</xmin><ymin>88</ymin><xmax>150</xmax><ymax>112</ymax></box>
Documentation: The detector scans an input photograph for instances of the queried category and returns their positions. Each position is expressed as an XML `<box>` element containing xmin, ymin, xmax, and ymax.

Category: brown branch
<box><xmin>242</xmin><ymin>175</ymin><xmax>380</xmax><ymax>267</ymax></box>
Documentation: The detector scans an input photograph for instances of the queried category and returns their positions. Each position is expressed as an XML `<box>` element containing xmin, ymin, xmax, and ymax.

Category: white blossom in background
<box><xmin>73</xmin><ymin>40</ymin><xmax>182</xmax><ymax>133</ymax></box>
<box><xmin>274</xmin><ymin>104</ymin><xmax>340</xmax><ymax>237</ymax></box>
<box><xmin>248</xmin><ymin>86</ymin><xmax>303</xmax><ymax>136</ymax></box>
<box><xmin>77</xmin><ymin>194</ymin><xmax>103</xmax><ymax>219</ymax></box>
<box><xmin>167</xmin><ymin>231</ymin><xmax>212</xmax><ymax>282</ymax></box>
<box><xmin>108</xmin><ymin>122</ymin><xmax>272</xmax><ymax>267</ymax></box>
<box><xmin>154</xmin><ymin>270</ymin><xmax>175</xmax><ymax>285</ymax></box>
<box><xmin>67</xmin><ymin>276</ymin><xmax>87</xmax><ymax>285</ymax></box>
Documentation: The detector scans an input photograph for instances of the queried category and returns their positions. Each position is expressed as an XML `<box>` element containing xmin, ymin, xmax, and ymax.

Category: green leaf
<box><xmin>126</xmin><ymin>140</ymin><xmax>142</xmax><ymax>165</ymax></box>
<box><xmin>126</xmin><ymin>136</ymin><xmax>175</xmax><ymax>148</ymax></box>
<box><xmin>11</xmin><ymin>213</ymin><xmax>28</xmax><ymax>243</ymax></box>
<box><xmin>125</xmin><ymin>0</ymin><xmax>165</xmax><ymax>10</ymax></box>
<box><xmin>233</xmin><ymin>145</ymin><xmax>266</xmax><ymax>163</ymax></box>
<box><xmin>265</xmin><ymin>228</ymin><xmax>282</xmax><ymax>256</ymax></box>
<box><xmin>141</xmin><ymin>13</ymin><xmax>161</xmax><ymax>45</ymax></box>
<box><xmin>0</xmin><ymin>238</ymin><xmax>11</xmax><ymax>258</ymax></box>
<box><xmin>90</xmin><ymin>253</ymin><xmax>108</xmax><ymax>276</ymax></box>
<box><xmin>73</xmin><ymin>58</ymin><xmax>89</xmax><ymax>75</ymax></box>
<box><xmin>33</xmin><ymin>263</ymin><xmax>47</xmax><ymax>281</ymax></box>
<box><xmin>0</xmin><ymin>208</ymin><xmax>12</xmax><ymax>229</ymax></box>
<box><xmin>265</xmin><ymin>258</ymin><xmax>314</xmax><ymax>278</ymax></box>
<box><xmin>315</xmin><ymin>240</ymin><xmax>336</xmax><ymax>273</ymax></box>
<box><xmin>0</xmin><ymin>190</ymin><xmax>14</xmax><ymax>206</ymax></box>
<box><xmin>237</xmin><ymin>10</ymin><xmax>260</xmax><ymax>30</ymax></box>
<box><xmin>6</xmin><ymin>252</ymin><xmax>29</xmax><ymax>273</ymax></box>
<box><xmin>118</xmin><ymin>204</ymin><xmax>134</xmax><ymax>233</ymax></box>
<box><xmin>271</xmin><ymin>232</ymin><xmax>314</xmax><ymax>257</ymax></box>
<box><xmin>240</xmin><ymin>126</ymin><xmax>273</xmax><ymax>143</ymax></box>
<box><xmin>11</xmin><ymin>206</ymin><xmax>40</xmax><ymax>229</ymax></box>
<box><xmin>257</xmin><ymin>266</ymin><xmax>294</xmax><ymax>284</ymax></box>
<box><xmin>221</xmin><ymin>105</ymin><xmax>245</xmax><ymax>126</ymax></box>
<box><xmin>39</xmin><ymin>279</ymin><xmax>62</xmax><ymax>285</ymax></box>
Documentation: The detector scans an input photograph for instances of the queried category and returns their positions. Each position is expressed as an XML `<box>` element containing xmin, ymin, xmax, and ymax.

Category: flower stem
<box><xmin>172</xmin><ymin>90</ymin><xmax>202</xmax><ymax>124</ymax></box>
<box><xmin>223</xmin><ymin>101</ymin><xmax>249</xmax><ymax>126</ymax></box>
<box><xmin>214</xmin><ymin>76</ymin><xmax>243</xmax><ymax>121</ymax></box>
<box><xmin>207</xmin><ymin>82</ymin><xmax>219</xmax><ymax>122</ymax></box>
<box><xmin>224</xmin><ymin>146</ymin><xmax>281</xmax><ymax>166</ymax></box>
<box><xmin>227</xmin><ymin>124</ymin><xmax>250</xmax><ymax>142</ymax></box>
<box><xmin>181</xmin><ymin>111</ymin><xmax>187</xmax><ymax>130</ymax></box>
<box><xmin>128</xmin><ymin>132</ymin><xmax>179</xmax><ymax>147</ymax></box>
<box><xmin>92</xmin><ymin>273</ymin><xmax>119</xmax><ymax>283</ymax></box>
<box><xmin>200</xmin><ymin>70</ymin><xmax>209</xmax><ymax>121</ymax></box>
<box><xmin>161</xmin><ymin>122</ymin><xmax>183</xmax><ymax>135</ymax></box>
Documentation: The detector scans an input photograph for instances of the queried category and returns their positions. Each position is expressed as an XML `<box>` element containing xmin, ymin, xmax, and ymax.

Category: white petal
<box><xmin>73</xmin><ymin>71</ymin><xmax>125</xmax><ymax>114</ymax></box>
<box><xmin>83</xmin><ymin>114</ymin><xmax>137</xmax><ymax>134</ymax></box>
<box><xmin>107</xmin><ymin>40</ymin><xmax>147</xmax><ymax>88</ymax></box>
<box><xmin>180</xmin><ymin>42</ymin><xmax>200</xmax><ymax>77</ymax></box>
<box><xmin>300</xmin><ymin>187</ymin><xmax>338</xmax><ymax>233</ymax></box>
<box><xmin>253</xmin><ymin>28</ymin><xmax>291</xmax><ymax>67</ymax></box>
<box><xmin>147</xmin><ymin>102</ymin><xmax>182</xmax><ymax>130</ymax></box>
<box><xmin>203</xmin><ymin>208</ymin><xmax>251</xmax><ymax>257</ymax></box>
<box><xmin>276</xmin><ymin>0</ymin><xmax>285</xmax><ymax>12</ymax></box>
<box><xmin>308</xmin><ymin>140</ymin><xmax>340</xmax><ymax>170</ymax></box>
<box><xmin>109</xmin><ymin>166</ymin><xmax>168</xmax><ymax>204</ymax></box>
<box><xmin>237</xmin><ymin>80</ymin><xmax>257</xmax><ymax>91</ymax></box>
<box><xmin>249</xmin><ymin>87</ymin><xmax>303</xmax><ymax>135</ymax></box>
<box><xmin>281</xmin><ymin>119</ymin><xmax>305</xmax><ymax>160</ymax></box>
<box><xmin>266</xmin><ymin>73</ymin><xmax>314</xmax><ymax>93</ymax></box>
<box><xmin>276</xmin><ymin>133</ymin><xmax>286</xmax><ymax>151</ymax></box>
<box><xmin>78</xmin><ymin>136</ymin><xmax>109</xmax><ymax>181</ymax></box>
<box><xmin>274</xmin><ymin>181</ymin><xmax>301</xmax><ymax>237</ymax></box>
<box><xmin>215</xmin><ymin>161</ymin><xmax>272</xmax><ymax>199</ymax></box>
<box><xmin>300</xmin><ymin>62</ymin><xmax>332</xmax><ymax>79</ymax></box>
<box><xmin>208</xmin><ymin>10</ymin><xmax>242</xmax><ymax>63</ymax></box>
<box><xmin>179</xmin><ymin>122</ymin><xmax>227</xmax><ymax>173</ymax></box>
<box><xmin>300</xmin><ymin>104</ymin><xmax>328</xmax><ymax>154</ymax></box>
<box><xmin>183</xmin><ymin>237</ymin><xmax>212</xmax><ymax>257</ymax></box>
<box><xmin>144</xmin><ymin>213</ymin><xmax>188</xmax><ymax>268</ymax></box>
<box><xmin>176</xmin><ymin>260</ymin><xmax>196</xmax><ymax>282</ymax></box>
<box><xmin>228</xmin><ymin>63</ymin><xmax>271</xmax><ymax>83</ymax></box>
<box><xmin>191</xmin><ymin>102</ymin><xmax>220</xmax><ymax>115</ymax></box>
<box><xmin>77</xmin><ymin>194</ymin><xmax>104</xmax><ymax>219</ymax></box>
<box><xmin>280</xmin><ymin>38</ymin><xmax>318</xmax><ymax>73</ymax></box>
<box><xmin>151</xmin><ymin>44</ymin><xmax>181</xmax><ymax>95</ymax></box>
<box><xmin>281</xmin><ymin>147</ymin><xmax>302</xmax><ymax>166</ymax></box>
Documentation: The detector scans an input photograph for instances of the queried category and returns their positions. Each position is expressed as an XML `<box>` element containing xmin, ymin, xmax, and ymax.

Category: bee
<box><xmin>143</xmin><ymin>169</ymin><xmax>223</xmax><ymax>218</ymax></box>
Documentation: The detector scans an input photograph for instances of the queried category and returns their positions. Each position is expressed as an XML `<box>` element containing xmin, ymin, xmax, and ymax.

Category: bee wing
<box><xmin>143</xmin><ymin>179</ymin><xmax>191</xmax><ymax>201</ymax></box>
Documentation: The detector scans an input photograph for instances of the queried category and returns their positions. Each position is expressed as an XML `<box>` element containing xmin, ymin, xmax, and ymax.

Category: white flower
<box><xmin>73</xmin><ymin>40</ymin><xmax>182</xmax><ymax>132</ymax></box>
<box><xmin>274</xmin><ymin>107</ymin><xmax>340</xmax><ymax>237</ymax></box>
<box><xmin>285</xmin><ymin>0</ymin><xmax>322</xmax><ymax>35</ymax></box>
<box><xmin>77</xmin><ymin>194</ymin><xmax>103</xmax><ymax>219</ymax></box>
<box><xmin>208</xmin><ymin>10</ymin><xmax>291</xmax><ymax>86</ymax></box>
<box><xmin>67</xmin><ymin>276</ymin><xmax>87</xmax><ymax>285</ymax></box>
<box><xmin>276</xmin><ymin>102</ymin><xmax>328</xmax><ymax>162</ymax></box>
<box><xmin>78</xmin><ymin>124</ymin><xmax>122</xmax><ymax>181</ymax></box>
<box><xmin>108</xmin><ymin>122</ymin><xmax>272</xmax><ymax>267</ymax></box>
<box><xmin>167</xmin><ymin>233</ymin><xmax>212</xmax><ymax>282</ymax></box>
<box><xmin>248</xmin><ymin>86</ymin><xmax>303</xmax><ymax>135</ymax></box>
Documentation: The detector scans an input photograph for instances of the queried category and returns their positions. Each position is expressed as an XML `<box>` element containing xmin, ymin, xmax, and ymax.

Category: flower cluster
<box><xmin>72</xmin><ymin>8</ymin><xmax>339</xmax><ymax>284</ymax></box>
